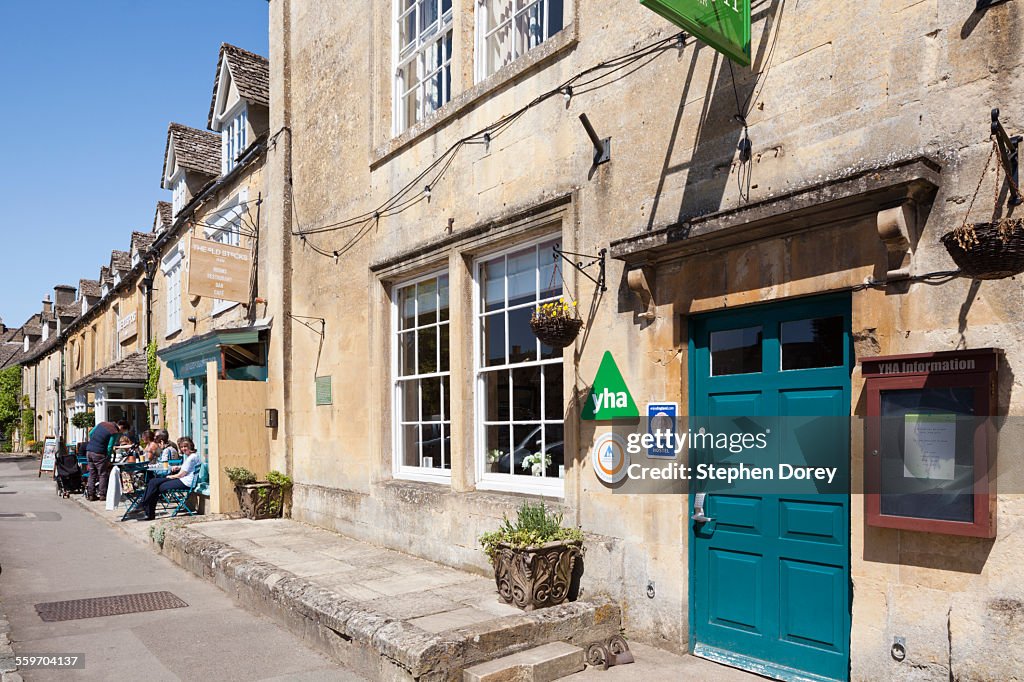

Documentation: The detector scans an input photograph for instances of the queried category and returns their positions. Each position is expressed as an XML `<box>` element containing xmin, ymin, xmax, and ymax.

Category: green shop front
<box><xmin>158</xmin><ymin>325</ymin><xmax>271</xmax><ymax>512</ymax></box>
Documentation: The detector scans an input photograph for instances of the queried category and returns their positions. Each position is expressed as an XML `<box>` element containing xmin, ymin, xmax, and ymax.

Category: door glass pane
<box><xmin>781</xmin><ymin>316</ymin><xmax>844</xmax><ymax>370</ymax></box>
<box><xmin>710</xmin><ymin>326</ymin><xmax>763</xmax><ymax>376</ymax></box>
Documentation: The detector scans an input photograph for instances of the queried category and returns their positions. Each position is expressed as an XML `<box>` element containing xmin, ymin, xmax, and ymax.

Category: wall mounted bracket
<box><xmin>626</xmin><ymin>265</ymin><xmax>656</xmax><ymax>320</ymax></box>
<box><xmin>554</xmin><ymin>246</ymin><xmax>607</xmax><ymax>292</ymax></box>
<box><xmin>991</xmin><ymin>108</ymin><xmax>1023</xmax><ymax>206</ymax></box>
<box><xmin>578</xmin><ymin>114</ymin><xmax>611</xmax><ymax>165</ymax></box>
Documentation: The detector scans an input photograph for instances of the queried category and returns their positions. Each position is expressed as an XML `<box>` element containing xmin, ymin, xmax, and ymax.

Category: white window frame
<box><xmin>392</xmin><ymin>0</ymin><xmax>454</xmax><ymax>135</ymax></box>
<box><xmin>221</xmin><ymin>104</ymin><xmax>248</xmax><ymax>174</ymax></box>
<box><xmin>473</xmin><ymin>234</ymin><xmax>565</xmax><ymax>497</ymax></box>
<box><xmin>162</xmin><ymin>246</ymin><xmax>184</xmax><ymax>337</ymax></box>
<box><xmin>391</xmin><ymin>269</ymin><xmax>452</xmax><ymax>483</ymax></box>
<box><xmin>171</xmin><ymin>173</ymin><xmax>187</xmax><ymax>216</ymax></box>
<box><xmin>205</xmin><ymin>189</ymin><xmax>248</xmax><ymax>316</ymax></box>
<box><xmin>475</xmin><ymin>0</ymin><xmax>565</xmax><ymax>82</ymax></box>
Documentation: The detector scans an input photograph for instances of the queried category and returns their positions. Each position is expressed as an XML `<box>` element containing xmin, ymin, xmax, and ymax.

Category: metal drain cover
<box><xmin>35</xmin><ymin>591</ymin><xmax>189</xmax><ymax>622</ymax></box>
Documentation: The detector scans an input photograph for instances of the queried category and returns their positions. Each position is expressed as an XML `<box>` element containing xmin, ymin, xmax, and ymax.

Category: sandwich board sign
<box><xmin>582</xmin><ymin>352</ymin><xmax>639</xmax><ymax>421</ymax></box>
<box><xmin>640</xmin><ymin>0</ymin><xmax>752</xmax><ymax>66</ymax></box>
<box><xmin>39</xmin><ymin>437</ymin><xmax>58</xmax><ymax>477</ymax></box>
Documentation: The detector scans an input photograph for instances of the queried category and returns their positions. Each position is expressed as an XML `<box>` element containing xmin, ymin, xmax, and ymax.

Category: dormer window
<box><xmin>81</xmin><ymin>298</ymin><xmax>88</xmax><ymax>315</ymax></box>
<box><xmin>102</xmin><ymin>283</ymin><xmax>110</xmax><ymax>297</ymax></box>
<box><xmin>222</xmin><ymin>107</ymin><xmax>248</xmax><ymax>174</ymax></box>
<box><xmin>172</xmin><ymin>174</ymin><xmax>187</xmax><ymax>215</ymax></box>
<box><xmin>23</xmin><ymin>337</ymin><xmax>29</xmax><ymax>353</ymax></box>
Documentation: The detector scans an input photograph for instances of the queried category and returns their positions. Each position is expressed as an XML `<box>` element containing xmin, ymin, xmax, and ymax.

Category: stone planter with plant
<box><xmin>479</xmin><ymin>501</ymin><xmax>584</xmax><ymax>611</ymax></box>
<box><xmin>225</xmin><ymin>467</ymin><xmax>294</xmax><ymax>520</ymax></box>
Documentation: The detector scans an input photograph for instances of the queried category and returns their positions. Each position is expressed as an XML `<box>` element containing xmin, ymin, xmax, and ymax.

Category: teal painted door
<box><xmin>690</xmin><ymin>295</ymin><xmax>851</xmax><ymax>682</ymax></box>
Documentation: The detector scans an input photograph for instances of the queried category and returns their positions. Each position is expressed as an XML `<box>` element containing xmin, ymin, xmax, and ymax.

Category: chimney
<box><xmin>42</xmin><ymin>295</ymin><xmax>52</xmax><ymax>319</ymax></box>
<box><xmin>0</xmin><ymin>317</ymin><xmax>5</xmax><ymax>335</ymax></box>
<box><xmin>54</xmin><ymin>285</ymin><xmax>77</xmax><ymax>307</ymax></box>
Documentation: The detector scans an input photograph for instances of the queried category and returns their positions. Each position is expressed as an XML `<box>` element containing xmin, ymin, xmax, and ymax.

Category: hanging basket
<box><xmin>941</xmin><ymin>219</ymin><xmax>1024</xmax><ymax>280</ymax></box>
<box><xmin>530</xmin><ymin>315</ymin><xmax>583</xmax><ymax>348</ymax></box>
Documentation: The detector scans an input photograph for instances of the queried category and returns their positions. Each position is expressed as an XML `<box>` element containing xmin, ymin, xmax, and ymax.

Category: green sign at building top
<box><xmin>640</xmin><ymin>0</ymin><xmax>751</xmax><ymax>66</ymax></box>
<box><xmin>582</xmin><ymin>351</ymin><xmax>639</xmax><ymax>421</ymax></box>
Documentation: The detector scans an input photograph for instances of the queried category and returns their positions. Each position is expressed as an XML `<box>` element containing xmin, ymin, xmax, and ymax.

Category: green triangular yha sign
<box><xmin>581</xmin><ymin>351</ymin><xmax>639</xmax><ymax>421</ymax></box>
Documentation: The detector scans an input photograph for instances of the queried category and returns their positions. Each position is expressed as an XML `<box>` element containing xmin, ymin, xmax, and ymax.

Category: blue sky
<box><xmin>0</xmin><ymin>0</ymin><xmax>269</xmax><ymax>328</ymax></box>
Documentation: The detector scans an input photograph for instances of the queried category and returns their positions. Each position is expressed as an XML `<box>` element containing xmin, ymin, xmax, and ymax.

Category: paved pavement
<box><xmin>0</xmin><ymin>455</ymin><xmax>361</xmax><ymax>682</ymax></box>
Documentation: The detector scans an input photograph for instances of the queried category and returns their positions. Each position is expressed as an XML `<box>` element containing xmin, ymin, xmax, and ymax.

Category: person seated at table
<box><xmin>115</xmin><ymin>435</ymin><xmax>139</xmax><ymax>463</ymax></box>
<box><xmin>137</xmin><ymin>437</ymin><xmax>201</xmax><ymax>521</ymax></box>
<box><xmin>138</xmin><ymin>430</ymin><xmax>158</xmax><ymax>463</ymax></box>
<box><xmin>155</xmin><ymin>429</ymin><xmax>178</xmax><ymax>462</ymax></box>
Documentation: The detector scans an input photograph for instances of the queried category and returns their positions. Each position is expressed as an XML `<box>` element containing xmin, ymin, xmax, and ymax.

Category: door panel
<box><xmin>692</xmin><ymin>295</ymin><xmax>851</xmax><ymax>682</ymax></box>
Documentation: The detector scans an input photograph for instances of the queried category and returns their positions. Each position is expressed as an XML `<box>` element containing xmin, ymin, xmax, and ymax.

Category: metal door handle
<box><xmin>692</xmin><ymin>492</ymin><xmax>714</xmax><ymax>524</ymax></box>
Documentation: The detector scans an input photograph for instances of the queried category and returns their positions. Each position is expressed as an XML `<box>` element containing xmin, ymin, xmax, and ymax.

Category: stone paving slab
<box><xmin>193</xmin><ymin>517</ymin><xmax>518</xmax><ymax>626</ymax></box>
<box><xmin>70</xmin><ymin>494</ymin><xmax>623</xmax><ymax>680</ymax></box>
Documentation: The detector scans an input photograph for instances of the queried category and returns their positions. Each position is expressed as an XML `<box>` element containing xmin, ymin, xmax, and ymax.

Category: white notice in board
<box><xmin>903</xmin><ymin>412</ymin><xmax>956</xmax><ymax>481</ymax></box>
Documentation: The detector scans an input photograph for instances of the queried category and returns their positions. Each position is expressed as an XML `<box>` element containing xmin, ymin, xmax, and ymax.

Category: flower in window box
<box><xmin>522</xmin><ymin>451</ymin><xmax>552</xmax><ymax>477</ymax></box>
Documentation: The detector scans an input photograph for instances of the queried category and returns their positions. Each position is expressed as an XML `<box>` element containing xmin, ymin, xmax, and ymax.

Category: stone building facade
<box><xmin>149</xmin><ymin>42</ymin><xmax>275</xmax><ymax>512</ymax></box>
<box><xmin>265</xmin><ymin>1</ymin><xmax>1024</xmax><ymax>680</ymax></box>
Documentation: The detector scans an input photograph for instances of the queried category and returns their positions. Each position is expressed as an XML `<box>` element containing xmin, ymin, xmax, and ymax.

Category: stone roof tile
<box><xmin>110</xmin><ymin>250</ymin><xmax>131</xmax><ymax>275</ymax></box>
<box><xmin>208</xmin><ymin>43</ymin><xmax>269</xmax><ymax>127</ymax></box>
<box><xmin>155</xmin><ymin>201</ymin><xmax>173</xmax><ymax>232</ymax></box>
<box><xmin>70</xmin><ymin>351</ymin><xmax>147</xmax><ymax>390</ymax></box>
<box><xmin>163</xmin><ymin>123</ymin><xmax>221</xmax><ymax>184</ymax></box>
<box><xmin>79</xmin><ymin>279</ymin><xmax>100</xmax><ymax>299</ymax></box>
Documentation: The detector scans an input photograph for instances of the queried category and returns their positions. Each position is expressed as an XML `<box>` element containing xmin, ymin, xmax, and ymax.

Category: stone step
<box><xmin>463</xmin><ymin>642</ymin><xmax>585</xmax><ymax>682</ymax></box>
<box><xmin>157</xmin><ymin>523</ymin><xmax>621</xmax><ymax>681</ymax></box>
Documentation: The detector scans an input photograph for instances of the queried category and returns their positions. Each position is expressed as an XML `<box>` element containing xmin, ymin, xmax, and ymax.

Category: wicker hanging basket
<box><xmin>530</xmin><ymin>315</ymin><xmax>583</xmax><ymax>348</ymax></box>
<box><xmin>941</xmin><ymin>219</ymin><xmax>1024</xmax><ymax>280</ymax></box>
<box><xmin>942</xmin><ymin>139</ymin><xmax>1024</xmax><ymax>280</ymax></box>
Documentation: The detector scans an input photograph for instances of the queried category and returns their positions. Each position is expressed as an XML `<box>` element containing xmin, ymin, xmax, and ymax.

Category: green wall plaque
<box><xmin>641</xmin><ymin>0</ymin><xmax>751</xmax><ymax>66</ymax></box>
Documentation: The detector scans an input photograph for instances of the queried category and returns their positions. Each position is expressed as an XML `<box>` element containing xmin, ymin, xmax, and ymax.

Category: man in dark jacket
<box><xmin>85</xmin><ymin>419</ymin><xmax>130</xmax><ymax>501</ymax></box>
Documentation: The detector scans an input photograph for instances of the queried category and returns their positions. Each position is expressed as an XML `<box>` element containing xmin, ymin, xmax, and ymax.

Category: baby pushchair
<box><xmin>55</xmin><ymin>450</ymin><xmax>84</xmax><ymax>498</ymax></box>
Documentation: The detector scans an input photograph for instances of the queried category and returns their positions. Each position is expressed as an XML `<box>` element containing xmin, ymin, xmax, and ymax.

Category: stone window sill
<box><xmin>371</xmin><ymin>24</ymin><xmax>579</xmax><ymax>170</ymax></box>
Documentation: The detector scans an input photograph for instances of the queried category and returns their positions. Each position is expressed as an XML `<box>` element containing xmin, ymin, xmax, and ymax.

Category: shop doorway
<box><xmin>689</xmin><ymin>294</ymin><xmax>852</xmax><ymax>682</ymax></box>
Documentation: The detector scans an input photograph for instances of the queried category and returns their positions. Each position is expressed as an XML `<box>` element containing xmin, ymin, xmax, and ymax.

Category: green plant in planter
<box><xmin>480</xmin><ymin>501</ymin><xmax>584</xmax><ymax>611</ymax></box>
<box><xmin>262</xmin><ymin>470</ymin><xmax>293</xmax><ymax>516</ymax></box>
<box><xmin>479</xmin><ymin>501</ymin><xmax>583</xmax><ymax>564</ymax></box>
<box><xmin>224</xmin><ymin>466</ymin><xmax>257</xmax><ymax>486</ymax></box>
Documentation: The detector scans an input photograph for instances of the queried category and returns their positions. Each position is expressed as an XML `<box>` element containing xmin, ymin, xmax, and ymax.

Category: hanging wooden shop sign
<box><xmin>187</xmin><ymin>237</ymin><xmax>252</xmax><ymax>304</ymax></box>
<box><xmin>640</xmin><ymin>0</ymin><xmax>751</xmax><ymax>66</ymax></box>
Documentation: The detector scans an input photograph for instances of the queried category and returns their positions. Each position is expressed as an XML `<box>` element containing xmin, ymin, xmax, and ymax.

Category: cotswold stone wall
<box><xmin>270</xmin><ymin>0</ymin><xmax>1024</xmax><ymax>677</ymax></box>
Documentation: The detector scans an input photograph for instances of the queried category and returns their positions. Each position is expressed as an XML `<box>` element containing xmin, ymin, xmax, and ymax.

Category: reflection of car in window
<box><xmin>498</xmin><ymin>426</ymin><xmax>563</xmax><ymax>476</ymax></box>
<box><xmin>418</xmin><ymin>423</ymin><xmax>451</xmax><ymax>469</ymax></box>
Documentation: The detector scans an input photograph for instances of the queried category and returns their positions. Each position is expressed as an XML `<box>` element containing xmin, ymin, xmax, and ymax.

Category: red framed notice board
<box><xmin>861</xmin><ymin>348</ymin><xmax>1000</xmax><ymax>537</ymax></box>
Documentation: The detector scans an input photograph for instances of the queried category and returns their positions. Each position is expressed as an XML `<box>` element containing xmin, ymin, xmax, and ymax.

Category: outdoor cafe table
<box><xmin>117</xmin><ymin>461</ymin><xmax>180</xmax><ymax>520</ymax></box>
